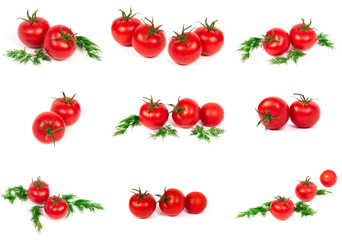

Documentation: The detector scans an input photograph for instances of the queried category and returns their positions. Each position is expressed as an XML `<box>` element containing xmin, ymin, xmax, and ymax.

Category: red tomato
<box><xmin>44</xmin><ymin>196</ymin><xmax>68</xmax><ymax>220</ymax></box>
<box><xmin>27</xmin><ymin>177</ymin><xmax>50</xmax><ymax>204</ymax></box>
<box><xmin>194</xmin><ymin>18</ymin><xmax>224</xmax><ymax>56</ymax></box>
<box><xmin>290</xmin><ymin>19</ymin><xmax>317</xmax><ymax>51</ymax></box>
<box><xmin>257</xmin><ymin>97</ymin><xmax>290</xmax><ymax>130</ymax></box>
<box><xmin>320</xmin><ymin>170</ymin><xmax>337</xmax><ymax>187</ymax></box>
<box><xmin>270</xmin><ymin>197</ymin><xmax>294</xmax><ymax>220</ymax></box>
<box><xmin>129</xmin><ymin>188</ymin><xmax>156</xmax><ymax>219</ymax></box>
<box><xmin>139</xmin><ymin>96</ymin><xmax>169</xmax><ymax>130</ymax></box>
<box><xmin>185</xmin><ymin>192</ymin><xmax>207</xmax><ymax>214</ymax></box>
<box><xmin>17</xmin><ymin>10</ymin><xmax>50</xmax><ymax>48</ymax></box>
<box><xmin>295</xmin><ymin>177</ymin><xmax>317</xmax><ymax>202</ymax></box>
<box><xmin>290</xmin><ymin>93</ymin><xmax>320</xmax><ymax>128</ymax></box>
<box><xmin>132</xmin><ymin>18</ymin><xmax>166</xmax><ymax>57</ymax></box>
<box><xmin>200</xmin><ymin>103</ymin><xmax>224</xmax><ymax>127</ymax></box>
<box><xmin>157</xmin><ymin>188</ymin><xmax>185</xmax><ymax>216</ymax></box>
<box><xmin>111</xmin><ymin>8</ymin><xmax>141</xmax><ymax>46</ymax></box>
<box><xmin>50</xmin><ymin>92</ymin><xmax>81</xmax><ymax>126</ymax></box>
<box><xmin>170</xmin><ymin>98</ymin><xmax>201</xmax><ymax>128</ymax></box>
<box><xmin>168</xmin><ymin>25</ymin><xmax>202</xmax><ymax>65</ymax></box>
<box><xmin>262</xmin><ymin>28</ymin><xmax>290</xmax><ymax>57</ymax></box>
<box><xmin>32</xmin><ymin>112</ymin><xmax>66</xmax><ymax>145</ymax></box>
<box><xmin>44</xmin><ymin>25</ymin><xmax>76</xmax><ymax>60</ymax></box>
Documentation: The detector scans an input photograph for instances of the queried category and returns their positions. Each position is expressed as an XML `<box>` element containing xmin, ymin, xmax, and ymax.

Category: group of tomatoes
<box><xmin>257</xmin><ymin>93</ymin><xmax>320</xmax><ymax>130</ymax></box>
<box><xmin>129</xmin><ymin>187</ymin><xmax>207</xmax><ymax>219</ymax></box>
<box><xmin>111</xmin><ymin>8</ymin><xmax>224</xmax><ymax>65</ymax></box>
<box><xmin>32</xmin><ymin>92</ymin><xmax>81</xmax><ymax>145</ymax></box>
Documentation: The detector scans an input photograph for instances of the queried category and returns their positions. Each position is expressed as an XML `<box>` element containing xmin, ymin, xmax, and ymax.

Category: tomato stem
<box><xmin>55</xmin><ymin>92</ymin><xmax>78</xmax><ymax>105</ymax></box>
<box><xmin>262</xmin><ymin>30</ymin><xmax>280</xmax><ymax>47</ymax></box>
<box><xmin>115</xmin><ymin>8</ymin><xmax>140</xmax><ymax>21</ymax></box>
<box><xmin>171</xmin><ymin>25</ymin><xmax>195</xmax><ymax>48</ymax></box>
<box><xmin>197</xmin><ymin>17</ymin><xmax>221</xmax><ymax>32</ymax></box>
<box><xmin>50</xmin><ymin>25</ymin><xmax>77</xmax><ymax>49</ymax></box>
<box><xmin>256</xmin><ymin>109</ymin><xmax>281</xmax><ymax>130</ymax></box>
<box><xmin>141</xmin><ymin>17</ymin><xmax>164</xmax><ymax>39</ymax></box>
<box><xmin>17</xmin><ymin>9</ymin><xmax>43</xmax><ymax>24</ymax></box>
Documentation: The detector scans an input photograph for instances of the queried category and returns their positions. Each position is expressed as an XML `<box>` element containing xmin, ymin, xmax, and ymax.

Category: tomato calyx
<box><xmin>141</xmin><ymin>17</ymin><xmax>164</xmax><ymax>39</ymax></box>
<box><xmin>274</xmin><ymin>196</ymin><xmax>291</xmax><ymax>206</ymax></box>
<box><xmin>262</xmin><ymin>30</ymin><xmax>280</xmax><ymax>47</ymax></box>
<box><xmin>36</xmin><ymin>118</ymin><xmax>64</xmax><ymax>146</ymax></box>
<box><xmin>171</xmin><ymin>25</ymin><xmax>195</xmax><ymax>48</ymax></box>
<box><xmin>155</xmin><ymin>187</ymin><xmax>171</xmax><ymax>208</ymax></box>
<box><xmin>197</xmin><ymin>17</ymin><xmax>221</xmax><ymax>32</ymax></box>
<box><xmin>294</xmin><ymin>18</ymin><xmax>316</xmax><ymax>32</ymax></box>
<box><xmin>55</xmin><ymin>92</ymin><xmax>77</xmax><ymax>105</ymax></box>
<box><xmin>48</xmin><ymin>195</ymin><xmax>64</xmax><ymax>210</ymax></box>
<box><xmin>17</xmin><ymin>10</ymin><xmax>43</xmax><ymax>24</ymax></box>
<box><xmin>142</xmin><ymin>96</ymin><xmax>163</xmax><ymax>113</ymax></box>
<box><xmin>32</xmin><ymin>177</ymin><xmax>48</xmax><ymax>189</ymax></box>
<box><xmin>116</xmin><ymin>8</ymin><xmax>139</xmax><ymax>21</ymax></box>
<box><xmin>256</xmin><ymin>109</ymin><xmax>281</xmax><ymax>130</ymax></box>
<box><xmin>293</xmin><ymin>93</ymin><xmax>315</xmax><ymax>107</ymax></box>
<box><xmin>131</xmin><ymin>187</ymin><xmax>151</xmax><ymax>203</ymax></box>
<box><xmin>50</xmin><ymin>25</ymin><xmax>77</xmax><ymax>49</ymax></box>
<box><xmin>299</xmin><ymin>176</ymin><xmax>314</xmax><ymax>186</ymax></box>
<box><xmin>168</xmin><ymin>97</ymin><xmax>185</xmax><ymax>120</ymax></box>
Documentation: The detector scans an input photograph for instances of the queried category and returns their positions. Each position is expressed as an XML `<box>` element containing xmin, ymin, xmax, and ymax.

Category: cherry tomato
<box><xmin>27</xmin><ymin>177</ymin><xmax>50</xmax><ymax>204</ymax></box>
<box><xmin>290</xmin><ymin>93</ymin><xmax>320</xmax><ymax>128</ymax></box>
<box><xmin>270</xmin><ymin>197</ymin><xmax>294</xmax><ymax>220</ymax></box>
<box><xmin>320</xmin><ymin>170</ymin><xmax>337</xmax><ymax>187</ymax></box>
<box><xmin>43</xmin><ymin>25</ymin><xmax>76</xmax><ymax>60</ymax></box>
<box><xmin>44</xmin><ymin>196</ymin><xmax>68</xmax><ymax>220</ymax></box>
<box><xmin>200</xmin><ymin>103</ymin><xmax>224</xmax><ymax>127</ymax></box>
<box><xmin>170</xmin><ymin>98</ymin><xmax>201</xmax><ymax>128</ymax></box>
<box><xmin>50</xmin><ymin>92</ymin><xmax>81</xmax><ymax>126</ymax></box>
<box><xmin>185</xmin><ymin>192</ymin><xmax>207</xmax><ymax>214</ymax></box>
<box><xmin>132</xmin><ymin>18</ymin><xmax>166</xmax><ymax>58</ymax></box>
<box><xmin>257</xmin><ymin>97</ymin><xmax>290</xmax><ymax>130</ymax></box>
<box><xmin>32</xmin><ymin>112</ymin><xmax>66</xmax><ymax>145</ymax></box>
<box><xmin>111</xmin><ymin>8</ymin><xmax>141</xmax><ymax>46</ymax></box>
<box><xmin>194</xmin><ymin>18</ymin><xmax>224</xmax><ymax>56</ymax></box>
<box><xmin>129</xmin><ymin>188</ymin><xmax>156</xmax><ymax>219</ymax></box>
<box><xmin>295</xmin><ymin>177</ymin><xmax>317</xmax><ymax>202</ymax></box>
<box><xmin>290</xmin><ymin>19</ymin><xmax>317</xmax><ymax>51</ymax></box>
<box><xmin>17</xmin><ymin>10</ymin><xmax>50</xmax><ymax>48</ymax></box>
<box><xmin>263</xmin><ymin>28</ymin><xmax>290</xmax><ymax>57</ymax></box>
<box><xmin>157</xmin><ymin>188</ymin><xmax>185</xmax><ymax>216</ymax></box>
<box><xmin>139</xmin><ymin>96</ymin><xmax>168</xmax><ymax>130</ymax></box>
<box><xmin>168</xmin><ymin>25</ymin><xmax>202</xmax><ymax>65</ymax></box>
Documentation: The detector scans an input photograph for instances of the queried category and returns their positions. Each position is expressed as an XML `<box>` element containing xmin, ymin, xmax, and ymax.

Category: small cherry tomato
<box><xmin>139</xmin><ymin>96</ymin><xmax>169</xmax><ymax>130</ymax></box>
<box><xmin>270</xmin><ymin>197</ymin><xmax>294</xmax><ymax>220</ymax></box>
<box><xmin>170</xmin><ymin>98</ymin><xmax>201</xmax><ymax>128</ymax></box>
<box><xmin>27</xmin><ymin>177</ymin><xmax>50</xmax><ymax>204</ymax></box>
<box><xmin>129</xmin><ymin>188</ymin><xmax>156</xmax><ymax>219</ymax></box>
<box><xmin>295</xmin><ymin>177</ymin><xmax>317</xmax><ymax>202</ymax></box>
<box><xmin>200</xmin><ymin>103</ymin><xmax>224</xmax><ymax>127</ymax></box>
<box><xmin>44</xmin><ymin>196</ymin><xmax>68</xmax><ymax>220</ymax></box>
<box><xmin>320</xmin><ymin>170</ymin><xmax>337</xmax><ymax>187</ymax></box>
<box><xmin>263</xmin><ymin>28</ymin><xmax>290</xmax><ymax>57</ymax></box>
<box><xmin>185</xmin><ymin>192</ymin><xmax>207</xmax><ymax>214</ymax></box>
<box><xmin>50</xmin><ymin>92</ymin><xmax>81</xmax><ymax>126</ymax></box>
<box><xmin>157</xmin><ymin>188</ymin><xmax>185</xmax><ymax>216</ymax></box>
<box><xmin>290</xmin><ymin>93</ymin><xmax>320</xmax><ymax>128</ymax></box>
<box><xmin>290</xmin><ymin>19</ymin><xmax>317</xmax><ymax>51</ymax></box>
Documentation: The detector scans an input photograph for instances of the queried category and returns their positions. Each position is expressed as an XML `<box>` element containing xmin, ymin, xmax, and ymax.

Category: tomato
<box><xmin>129</xmin><ymin>188</ymin><xmax>156</xmax><ymax>219</ymax></box>
<box><xmin>320</xmin><ymin>170</ymin><xmax>337</xmax><ymax>187</ymax></box>
<box><xmin>262</xmin><ymin>28</ymin><xmax>290</xmax><ymax>57</ymax></box>
<box><xmin>200</xmin><ymin>103</ymin><xmax>224</xmax><ymax>127</ymax></box>
<box><xmin>290</xmin><ymin>93</ymin><xmax>320</xmax><ymax>128</ymax></box>
<box><xmin>257</xmin><ymin>97</ymin><xmax>290</xmax><ymax>130</ymax></box>
<box><xmin>185</xmin><ymin>192</ymin><xmax>207</xmax><ymax>214</ymax></box>
<box><xmin>295</xmin><ymin>177</ymin><xmax>317</xmax><ymax>202</ymax></box>
<box><xmin>269</xmin><ymin>197</ymin><xmax>294</xmax><ymax>220</ymax></box>
<box><xmin>170</xmin><ymin>98</ymin><xmax>201</xmax><ymax>128</ymax></box>
<box><xmin>132</xmin><ymin>18</ymin><xmax>166</xmax><ymax>57</ymax></box>
<box><xmin>157</xmin><ymin>188</ymin><xmax>185</xmax><ymax>216</ymax></box>
<box><xmin>194</xmin><ymin>18</ymin><xmax>224</xmax><ymax>56</ymax></box>
<box><xmin>290</xmin><ymin>19</ymin><xmax>317</xmax><ymax>51</ymax></box>
<box><xmin>27</xmin><ymin>177</ymin><xmax>50</xmax><ymax>204</ymax></box>
<box><xmin>50</xmin><ymin>92</ymin><xmax>81</xmax><ymax>126</ymax></box>
<box><xmin>111</xmin><ymin>8</ymin><xmax>141</xmax><ymax>46</ymax></box>
<box><xmin>43</xmin><ymin>25</ymin><xmax>76</xmax><ymax>60</ymax></box>
<box><xmin>139</xmin><ymin>96</ymin><xmax>169</xmax><ymax>130</ymax></box>
<box><xmin>17</xmin><ymin>10</ymin><xmax>50</xmax><ymax>48</ymax></box>
<box><xmin>32</xmin><ymin>112</ymin><xmax>66</xmax><ymax>145</ymax></box>
<box><xmin>168</xmin><ymin>25</ymin><xmax>202</xmax><ymax>65</ymax></box>
<box><xmin>44</xmin><ymin>196</ymin><xmax>68</xmax><ymax>220</ymax></box>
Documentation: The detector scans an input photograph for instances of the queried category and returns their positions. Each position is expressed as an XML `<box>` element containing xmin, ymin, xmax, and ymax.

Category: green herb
<box><xmin>317</xmin><ymin>32</ymin><xmax>334</xmax><ymax>49</ymax></box>
<box><xmin>30</xmin><ymin>206</ymin><xmax>43</xmax><ymax>232</ymax></box>
<box><xmin>62</xmin><ymin>194</ymin><xmax>104</xmax><ymax>218</ymax></box>
<box><xmin>4</xmin><ymin>48</ymin><xmax>51</xmax><ymax>65</ymax></box>
<box><xmin>294</xmin><ymin>201</ymin><xmax>317</xmax><ymax>217</ymax></box>
<box><xmin>236</xmin><ymin>201</ymin><xmax>272</xmax><ymax>218</ymax></box>
<box><xmin>269</xmin><ymin>50</ymin><xmax>306</xmax><ymax>65</ymax></box>
<box><xmin>190</xmin><ymin>125</ymin><xmax>224</xmax><ymax>143</ymax></box>
<box><xmin>1</xmin><ymin>185</ymin><xmax>28</xmax><ymax>204</ymax></box>
<box><xmin>237</xmin><ymin>37</ymin><xmax>263</xmax><ymax>61</ymax></box>
<box><xmin>76</xmin><ymin>36</ymin><xmax>102</xmax><ymax>61</ymax></box>
<box><xmin>113</xmin><ymin>114</ymin><xmax>140</xmax><ymax>136</ymax></box>
<box><xmin>149</xmin><ymin>125</ymin><xmax>178</xmax><ymax>140</ymax></box>
<box><xmin>316</xmin><ymin>188</ymin><xmax>332</xmax><ymax>196</ymax></box>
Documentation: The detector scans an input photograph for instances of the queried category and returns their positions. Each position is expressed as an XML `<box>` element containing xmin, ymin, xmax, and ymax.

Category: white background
<box><xmin>0</xmin><ymin>0</ymin><xmax>341</xmax><ymax>239</ymax></box>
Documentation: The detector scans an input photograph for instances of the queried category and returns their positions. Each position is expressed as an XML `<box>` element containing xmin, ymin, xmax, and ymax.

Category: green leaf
<box><xmin>237</xmin><ymin>37</ymin><xmax>263</xmax><ymax>61</ymax></box>
<box><xmin>113</xmin><ymin>115</ymin><xmax>140</xmax><ymax>136</ymax></box>
<box><xmin>269</xmin><ymin>50</ymin><xmax>306</xmax><ymax>65</ymax></box>
<box><xmin>294</xmin><ymin>201</ymin><xmax>317</xmax><ymax>217</ymax></box>
<box><xmin>76</xmin><ymin>36</ymin><xmax>102</xmax><ymax>61</ymax></box>
<box><xmin>316</xmin><ymin>188</ymin><xmax>333</xmax><ymax>196</ymax></box>
<box><xmin>317</xmin><ymin>32</ymin><xmax>335</xmax><ymax>49</ymax></box>
<box><xmin>149</xmin><ymin>125</ymin><xmax>178</xmax><ymax>140</ymax></box>
<box><xmin>1</xmin><ymin>185</ymin><xmax>28</xmax><ymax>204</ymax></box>
<box><xmin>30</xmin><ymin>206</ymin><xmax>43</xmax><ymax>232</ymax></box>
<box><xmin>190</xmin><ymin>125</ymin><xmax>224</xmax><ymax>143</ymax></box>
<box><xmin>237</xmin><ymin>201</ymin><xmax>272</xmax><ymax>218</ymax></box>
<box><xmin>62</xmin><ymin>194</ymin><xmax>104</xmax><ymax>218</ymax></box>
<box><xmin>4</xmin><ymin>48</ymin><xmax>50</xmax><ymax>65</ymax></box>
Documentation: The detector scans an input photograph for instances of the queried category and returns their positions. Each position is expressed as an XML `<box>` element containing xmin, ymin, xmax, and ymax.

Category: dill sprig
<box><xmin>4</xmin><ymin>48</ymin><xmax>51</xmax><ymax>65</ymax></box>
<box><xmin>317</xmin><ymin>32</ymin><xmax>335</xmax><ymax>49</ymax></box>
<box><xmin>269</xmin><ymin>50</ymin><xmax>306</xmax><ymax>65</ymax></box>
<box><xmin>30</xmin><ymin>206</ymin><xmax>43</xmax><ymax>232</ymax></box>
<box><xmin>190</xmin><ymin>125</ymin><xmax>224</xmax><ymax>143</ymax></box>
<box><xmin>1</xmin><ymin>185</ymin><xmax>28</xmax><ymax>204</ymax></box>
<box><xmin>76</xmin><ymin>36</ymin><xmax>102</xmax><ymax>61</ymax></box>
<box><xmin>237</xmin><ymin>37</ymin><xmax>263</xmax><ymax>61</ymax></box>
<box><xmin>236</xmin><ymin>201</ymin><xmax>272</xmax><ymax>218</ymax></box>
<box><xmin>294</xmin><ymin>201</ymin><xmax>317</xmax><ymax>217</ymax></box>
<box><xmin>113</xmin><ymin>114</ymin><xmax>140</xmax><ymax>136</ymax></box>
<box><xmin>62</xmin><ymin>194</ymin><xmax>104</xmax><ymax>218</ymax></box>
<box><xmin>316</xmin><ymin>188</ymin><xmax>333</xmax><ymax>196</ymax></box>
<box><xmin>149</xmin><ymin>125</ymin><xmax>178</xmax><ymax>140</ymax></box>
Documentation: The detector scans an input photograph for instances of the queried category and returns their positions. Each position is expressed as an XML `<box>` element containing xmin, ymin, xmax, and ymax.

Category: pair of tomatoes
<box><xmin>257</xmin><ymin>94</ymin><xmax>320</xmax><ymax>130</ymax></box>
<box><xmin>129</xmin><ymin>188</ymin><xmax>207</xmax><ymax>219</ymax></box>
<box><xmin>32</xmin><ymin>92</ymin><xmax>81</xmax><ymax>145</ymax></box>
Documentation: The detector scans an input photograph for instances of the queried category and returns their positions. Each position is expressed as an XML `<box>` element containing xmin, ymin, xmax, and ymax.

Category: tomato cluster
<box><xmin>32</xmin><ymin>92</ymin><xmax>81</xmax><ymax>145</ymax></box>
<box><xmin>129</xmin><ymin>187</ymin><xmax>207</xmax><ymax>219</ymax></box>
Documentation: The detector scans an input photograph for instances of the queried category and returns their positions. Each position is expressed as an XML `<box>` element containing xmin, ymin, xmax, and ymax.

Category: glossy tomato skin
<box><xmin>270</xmin><ymin>198</ymin><xmax>294</xmax><ymax>220</ymax></box>
<box><xmin>129</xmin><ymin>194</ymin><xmax>156</xmax><ymax>219</ymax></box>
<box><xmin>295</xmin><ymin>180</ymin><xmax>317</xmax><ymax>202</ymax></box>
<box><xmin>185</xmin><ymin>192</ymin><xmax>207</xmax><ymax>214</ymax></box>
<box><xmin>290</xmin><ymin>100</ymin><xmax>320</xmax><ymax>128</ymax></box>
<box><xmin>168</xmin><ymin>32</ymin><xmax>202</xmax><ymax>65</ymax></box>
<box><xmin>194</xmin><ymin>27</ymin><xmax>224</xmax><ymax>56</ymax></box>
<box><xmin>290</xmin><ymin>24</ymin><xmax>317</xmax><ymax>51</ymax></box>
<box><xmin>32</xmin><ymin>112</ymin><xmax>66</xmax><ymax>144</ymax></box>
<box><xmin>171</xmin><ymin>98</ymin><xmax>201</xmax><ymax>128</ymax></box>
<box><xmin>139</xmin><ymin>103</ymin><xmax>168</xmax><ymax>130</ymax></box>
<box><xmin>320</xmin><ymin>170</ymin><xmax>337</xmax><ymax>187</ymax></box>
<box><xmin>27</xmin><ymin>179</ymin><xmax>50</xmax><ymax>204</ymax></box>
<box><xmin>257</xmin><ymin>97</ymin><xmax>290</xmax><ymax>130</ymax></box>
<box><xmin>18</xmin><ymin>17</ymin><xmax>50</xmax><ymax>48</ymax></box>
<box><xmin>159</xmin><ymin>188</ymin><xmax>185</xmax><ymax>216</ymax></box>
<box><xmin>111</xmin><ymin>17</ymin><xmax>141</xmax><ymax>46</ymax></box>
<box><xmin>50</xmin><ymin>98</ymin><xmax>81</xmax><ymax>126</ymax></box>
<box><xmin>43</xmin><ymin>25</ymin><xmax>76</xmax><ymax>60</ymax></box>
<box><xmin>44</xmin><ymin>196</ymin><xmax>68</xmax><ymax>220</ymax></box>
<box><xmin>263</xmin><ymin>28</ymin><xmax>290</xmax><ymax>57</ymax></box>
<box><xmin>200</xmin><ymin>103</ymin><xmax>224</xmax><ymax>127</ymax></box>
<box><xmin>132</xmin><ymin>24</ymin><xmax>166</xmax><ymax>57</ymax></box>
